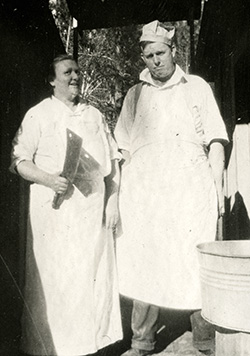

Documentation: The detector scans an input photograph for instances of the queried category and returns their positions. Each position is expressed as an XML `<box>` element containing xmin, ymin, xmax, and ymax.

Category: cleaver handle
<box><xmin>52</xmin><ymin>192</ymin><xmax>65</xmax><ymax>210</ymax></box>
<box><xmin>52</xmin><ymin>174</ymin><xmax>65</xmax><ymax>210</ymax></box>
<box><xmin>51</xmin><ymin>129</ymin><xmax>82</xmax><ymax>210</ymax></box>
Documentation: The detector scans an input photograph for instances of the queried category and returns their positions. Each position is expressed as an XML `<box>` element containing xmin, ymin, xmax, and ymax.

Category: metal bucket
<box><xmin>197</xmin><ymin>240</ymin><xmax>250</xmax><ymax>332</ymax></box>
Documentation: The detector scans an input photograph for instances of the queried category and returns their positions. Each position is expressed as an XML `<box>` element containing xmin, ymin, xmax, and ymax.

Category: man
<box><xmin>10</xmin><ymin>55</ymin><xmax>122</xmax><ymax>356</ymax></box>
<box><xmin>114</xmin><ymin>21</ymin><xmax>228</xmax><ymax>356</ymax></box>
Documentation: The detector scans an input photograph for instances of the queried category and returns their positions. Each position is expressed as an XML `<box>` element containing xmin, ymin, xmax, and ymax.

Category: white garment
<box><xmin>115</xmin><ymin>65</ymin><xmax>228</xmax><ymax>309</ymax></box>
<box><xmin>10</xmin><ymin>97</ymin><xmax>122</xmax><ymax>355</ymax></box>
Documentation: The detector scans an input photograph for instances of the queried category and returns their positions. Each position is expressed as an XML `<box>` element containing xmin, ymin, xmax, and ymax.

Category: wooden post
<box><xmin>66</xmin><ymin>16</ymin><xmax>72</xmax><ymax>53</ymax></box>
<box><xmin>73</xmin><ymin>17</ymin><xmax>78</xmax><ymax>62</ymax></box>
<box><xmin>188</xmin><ymin>7</ymin><xmax>195</xmax><ymax>73</ymax></box>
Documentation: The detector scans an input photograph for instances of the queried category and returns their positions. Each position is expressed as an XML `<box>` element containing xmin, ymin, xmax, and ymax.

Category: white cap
<box><xmin>140</xmin><ymin>20</ymin><xmax>175</xmax><ymax>46</ymax></box>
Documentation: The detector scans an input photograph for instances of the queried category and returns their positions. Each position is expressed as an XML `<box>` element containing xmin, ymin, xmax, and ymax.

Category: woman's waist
<box><xmin>34</xmin><ymin>151</ymin><xmax>110</xmax><ymax>177</ymax></box>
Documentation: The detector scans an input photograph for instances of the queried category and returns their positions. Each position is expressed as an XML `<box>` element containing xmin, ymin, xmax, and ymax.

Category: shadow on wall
<box><xmin>224</xmin><ymin>191</ymin><xmax>250</xmax><ymax>241</ymax></box>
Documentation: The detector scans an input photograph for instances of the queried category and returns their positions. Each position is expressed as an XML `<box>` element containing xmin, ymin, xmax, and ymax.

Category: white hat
<box><xmin>140</xmin><ymin>20</ymin><xmax>175</xmax><ymax>46</ymax></box>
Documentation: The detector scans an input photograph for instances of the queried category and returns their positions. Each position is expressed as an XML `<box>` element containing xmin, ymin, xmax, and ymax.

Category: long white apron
<box><xmin>14</xmin><ymin>99</ymin><xmax>122</xmax><ymax>356</ymax></box>
<box><xmin>116</xmin><ymin>84</ymin><xmax>218</xmax><ymax>310</ymax></box>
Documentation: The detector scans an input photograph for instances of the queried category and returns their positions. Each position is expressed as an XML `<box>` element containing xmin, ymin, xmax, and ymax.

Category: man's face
<box><xmin>50</xmin><ymin>59</ymin><xmax>80</xmax><ymax>101</ymax></box>
<box><xmin>141</xmin><ymin>42</ymin><xmax>176</xmax><ymax>82</ymax></box>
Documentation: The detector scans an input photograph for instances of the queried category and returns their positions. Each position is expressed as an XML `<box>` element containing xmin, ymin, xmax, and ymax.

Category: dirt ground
<box><xmin>0</xmin><ymin>291</ymin><xmax>213</xmax><ymax>356</ymax></box>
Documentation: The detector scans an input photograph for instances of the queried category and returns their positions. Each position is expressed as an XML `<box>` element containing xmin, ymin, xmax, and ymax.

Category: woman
<box><xmin>10</xmin><ymin>55</ymin><xmax>122</xmax><ymax>356</ymax></box>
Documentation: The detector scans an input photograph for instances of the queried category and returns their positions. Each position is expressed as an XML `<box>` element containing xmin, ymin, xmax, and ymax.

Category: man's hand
<box><xmin>208</xmin><ymin>141</ymin><xmax>225</xmax><ymax>218</ymax></box>
<box><xmin>217</xmin><ymin>188</ymin><xmax>225</xmax><ymax>218</ymax></box>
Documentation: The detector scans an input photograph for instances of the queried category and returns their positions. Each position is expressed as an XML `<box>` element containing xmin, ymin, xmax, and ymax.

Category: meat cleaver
<box><xmin>52</xmin><ymin>128</ymin><xmax>83</xmax><ymax>209</ymax></box>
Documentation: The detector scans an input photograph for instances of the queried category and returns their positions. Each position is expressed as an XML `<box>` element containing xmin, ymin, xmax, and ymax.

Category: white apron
<box><xmin>11</xmin><ymin>98</ymin><xmax>122</xmax><ymax>355</ymax></box>
<box><xmin>116</xmin><ymin>81</ymin><xmax>218</xmax><ymax>310</ymax></box>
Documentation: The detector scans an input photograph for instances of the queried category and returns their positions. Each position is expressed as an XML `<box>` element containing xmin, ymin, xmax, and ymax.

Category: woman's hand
<box><xmin>105</xmin><ymin>194</ymin><xmax>119</xmax><ymax>230</ymax></box>
<box><xmin>50</xmin><ymin>173</ymin><xmax>70</xmax><ymax>194</ymax></box>
<box><xmin>16</xmin><ymin>161</ymin><xmax>70</xmax><ymax>195</ymax></box>
<box><xmin>104</xmin><ymin>159</ymin><xmax>120</xmax><ymax>231</ymax></box>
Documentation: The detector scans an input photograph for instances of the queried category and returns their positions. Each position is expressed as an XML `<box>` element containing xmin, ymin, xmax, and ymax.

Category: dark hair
<box><xmin>47</xmin><ymin>54</ymin><xmax>76</xmax><ymax>83</ymax></box>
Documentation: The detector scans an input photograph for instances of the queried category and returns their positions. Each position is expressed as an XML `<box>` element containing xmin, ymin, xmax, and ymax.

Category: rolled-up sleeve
<box><xmin>199</xmin><ymin>80</ymin><xmax>229</xmax><ymax>146</ymax></box>
<box><xmin>10</xmin><ymin>109</ymin><xmax>41</xmax><ymax>174</ymax></box>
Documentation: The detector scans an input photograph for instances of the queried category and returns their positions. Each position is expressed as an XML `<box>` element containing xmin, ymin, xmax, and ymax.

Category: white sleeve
<box><xmin>10</xmin><ymin>108</ymin><xmax>41</xmax><ymax>174</ymax></box>
<box><xmin>201</xmin><ymin>82</ymin><xmax>229</xmax><ymax>146</ymax></box>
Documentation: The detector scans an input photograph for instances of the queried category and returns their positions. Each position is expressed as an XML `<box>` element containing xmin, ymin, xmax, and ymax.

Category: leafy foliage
<box><xmin>49</xmin><ymin>0</ymin><xmax>71</xmax><ymax>46</ymax></box>
<box><xmin>77</xmin><ymin>25</ymin><xmax>143</xmax><ymax>131</ymax></box>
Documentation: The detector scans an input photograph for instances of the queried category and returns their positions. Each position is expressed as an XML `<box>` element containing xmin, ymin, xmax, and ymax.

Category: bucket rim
<box><xmin>201</xmin><ymin>311</ymin><xmax>250</xmax><ymax>333</ymax></box>
<box><xmin>197</xmin><ymin>240</ymin><xmax>250</xmax><ymax>258</ymax></box>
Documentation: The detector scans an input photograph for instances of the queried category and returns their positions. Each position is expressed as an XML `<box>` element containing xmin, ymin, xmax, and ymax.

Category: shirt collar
<box><xmin>51</xmin><ymin>95</ymin><xmax>87</xmax><ymax>114</ymax></box>
<box><xmin>139</xmin><ymin>64</ymin><xmax>188</xmax><ymax>89</ymax></box>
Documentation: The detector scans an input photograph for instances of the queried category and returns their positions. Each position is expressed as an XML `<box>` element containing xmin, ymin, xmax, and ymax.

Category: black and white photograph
<box><xmin>1</xmin><ymin>1</ymin><xmax>250</xmax><ymax>355</ymax></box>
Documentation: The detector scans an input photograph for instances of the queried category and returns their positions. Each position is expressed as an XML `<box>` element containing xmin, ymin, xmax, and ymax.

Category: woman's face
<box><xmin>50</xmin><ymin>59</ymin><xmax>81</xmax><ymax>101</ymax></box>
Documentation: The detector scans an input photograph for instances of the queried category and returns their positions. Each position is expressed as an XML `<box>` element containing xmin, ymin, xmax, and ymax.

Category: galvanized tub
<box><xmin>197</xmin><ymin>240</ymin><xmax>250</xmax><ymax>332</ymax></box>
